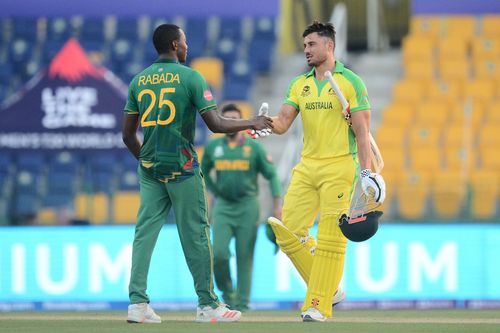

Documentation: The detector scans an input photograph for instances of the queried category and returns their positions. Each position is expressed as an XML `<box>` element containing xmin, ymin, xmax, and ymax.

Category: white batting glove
<box><xmin>248</xmin><ymin>102</ymin><xmax>272</xmax><ymax>139</ymax></box>
<box><xmin>360</xmin><ymin>169</ymin><xmax>386</xmax><ymax>203</ymax></box>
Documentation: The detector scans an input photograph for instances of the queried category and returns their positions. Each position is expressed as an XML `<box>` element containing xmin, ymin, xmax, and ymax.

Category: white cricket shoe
<box><xmin>195</xmin><ymin>304</ymin><xmax>241</xmax><ymax>323</ymax></box>
<box><xmin>333</xmin><ymin>287</ymin><xmax>346</xmax><ymax>307</ymax></box>
<box><xmin>301</xmin><ymin>307</ymin><xmax>327</xmax><ymax>322</ymax></box>
<box><xmin>127</xmin><ymin>303</ymin><xmax>161</xmax><ymax>323</ymax></box>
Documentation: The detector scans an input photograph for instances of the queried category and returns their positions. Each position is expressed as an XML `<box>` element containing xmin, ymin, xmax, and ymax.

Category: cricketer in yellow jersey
<box><xmin>262</xmin><ymin>21</ymin><xmax>386</xmax><ymax>322</ymax></box>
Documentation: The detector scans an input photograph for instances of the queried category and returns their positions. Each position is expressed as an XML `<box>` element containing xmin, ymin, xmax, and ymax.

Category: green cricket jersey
<box><xmin>201</xmin><ymin>136</ymin><xmax>282</xmax><ymax>202</ymax></box>
<box><xmin>124</xmin><ymin>58</ymin><xmax>216</xmax><ymax>182</ymax></box>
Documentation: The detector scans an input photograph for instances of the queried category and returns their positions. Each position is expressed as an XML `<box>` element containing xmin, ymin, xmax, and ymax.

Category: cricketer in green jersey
<box><xmin>201</xmin><ymin>103</ymin><xmax>282</xmax><ymax>311</ymax></box>
<box><xmin>122</xmin><ymin>24</ymin><xmax>273</xmax><ymax>324</ymax></box>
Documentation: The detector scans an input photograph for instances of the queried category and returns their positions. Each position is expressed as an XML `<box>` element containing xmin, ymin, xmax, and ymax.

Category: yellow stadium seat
<box><xmin>430</xmin><ymin>170</ymin><xmax>467</xmax><ymax>218</ymax></box>
<box><xmin>480</xmin><ymin>147</ymin><xmax>500</xmax><ymax>170</ymax></box>
<box><xmin>408</xmin><ymin>125</ymin><xmax>442</xmax><ymax>148</ymax></box>
<box><xmin>75</xmin><ymin>192</ymin><xmax>109</xmax><ymax>224</ymax></box>
<box><xmin>410</xmin><ymin>16</ymin><xmax>440</xmax><ymax>37</ymax></box>
<box><xmin>397</xmin><ymin>171</ymin><xmax>432</xmax><ymax>219</ymax></box>
<box><xmin>392</xmin><ymin>80</ymin><xmax>427</xmax><ymax>104</ymax></box>
<box><xmin>443</xmin><ymin>124</ymin><xmax>475</xmax><ymax>147</ymax></box>
<box><xmin>409</xmin><ymin>147</ymin><xmax>443</xmax><ymax>172</ymax></box>
<box><xmin>376</xmin><ymin>125</ymin><xmax>407</xmax><ymax>150</ymax></box>
<box><xmin>479</xmin><ymin>125</ymin><xmax>500</xmax><ymax>147</ymax></box>
<box><xmin>480</xmin><ymin>15</ymin><xmax>500</xmax><ymax>38</ymax></box>
<box><xmin>469</xmin><ymin>170</ymin><xmax>499</xmax><ymax>219</ymax></box>
<box><xmin>426</xmin><ymin>80</ymin><xmax>463</xmax><ymax>102</ymax></box>
<box><xmin>38</xmin><ymin>208</ymin><xmax>57</xmax><ymax>225</ymax></box>
<box><xmin>440</xmin><ymin>15</ymin><xmax>477</xmax><ymax>39</ymax></box>
<box><xmin>414</xmin><ymin>100</ymin><xmax>450</xmax><ymax>126</ymax></box>
<box><xmin>190</xmin><ymin>57</ymin><xmax>224</xmax><ymax>91</ymax></box>
<box><xmin>437</xmin><ymin>38</ymin><xmax>469</xmax><ymax>61</ymax></box>
<box><xmin>463</xmin><ymin>80</ymin><xmax>496</xmax><ymax>103</ymax></box>
<box><xmin>380</xmin><ymin>103</ymin><xmax>415</xmax><ymax>128</ymax></box>
<box><xmin>380</xmin><ymin>148</ymin><xmax>407</xmax><ymax>173</ymax></box>
<box><xmin>449</xmin><ymin>100</ymin><xmax>485</xmax><ymax>128</ymax></box>
<box><xmin>112</xmin><ymin>191</ymin><xmax>140</xmax><ymax>224</ymax></box>
<box><xmin>445</xmin><ymin>146</ymin><xmax>477</xmax><ymax>172</ymax></box>
<box><xmin>471</xmin><ymin>38</ymin><xmax>500</xmax><ymax>61</ymax></box>
<box><xmin>404</xmin><ymin>60</ymin><xmax>436</xmax><ymax>80</ymax></box>
<box><xmin>485</xmin><ymin>105</ymin><xmax>500</xmax><ymax>124</ymax></box>
<box><xmin>402</xmin><ymin>36</ymin><xmax>435</xmax><ymax>63</ymax></box>
<box><xmin>473</xmin><ymin>59</ymin><xmax>500</xmax><ymax>80</ymax></box>
<box><xmin>439</xmin><ymin>59</ymin><xmax>471</xmax><ymax>81</ymax></box>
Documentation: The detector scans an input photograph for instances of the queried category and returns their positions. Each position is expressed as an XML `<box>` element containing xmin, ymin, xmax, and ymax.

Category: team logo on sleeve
<box><xmin>301</xmin><ymin>85</ymin><xmax>310</xmax><ymax>97</ymax></box>
<box><xmin>203</xmin><ymin>90</ymin><xmax>213</xmax><ymax>101</ymax></box>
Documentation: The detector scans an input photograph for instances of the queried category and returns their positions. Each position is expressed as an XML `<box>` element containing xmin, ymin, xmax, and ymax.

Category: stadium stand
<box><xmin>0</xmin><ymin>15</ymin><xmax>277</xmax><ymax>225</ymax></box>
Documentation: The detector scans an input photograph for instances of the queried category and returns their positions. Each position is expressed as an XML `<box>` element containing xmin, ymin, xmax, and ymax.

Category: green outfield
<box><xmin>1</xmin><ymin>310</ymin><xmax>499</xmax><ymax>333</ymax></box>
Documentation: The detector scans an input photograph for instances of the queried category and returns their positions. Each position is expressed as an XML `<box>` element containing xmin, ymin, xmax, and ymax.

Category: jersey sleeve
<box><xmin>188</xmin><ymin>70</ymin><xmax>217</xmax><ymax>115</ymax></box>
<box><xmin>124</xmin><ymin>79</ymin><xmax>139</xmax><ymax>114</ymax></box>
<box><xmin>346</xmin><ymin>73</ymin><xmax>371</xmax><ymax>113</ymax></box>
<box><xmin>283</xmin><ymin>76</ymin><xmax>300</xmax><ymax>111</ymax></box>
<box><xmin>255</xmin><ymin>143</ymin><xmax>282</xmax><ymax>198</ymax></box>
<box><xmin>200</xmin><ymin>141</ymin><xmax>221</xmax><ymax>197</ymax></box>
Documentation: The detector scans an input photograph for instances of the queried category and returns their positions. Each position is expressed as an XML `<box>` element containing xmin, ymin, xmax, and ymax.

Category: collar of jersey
<box><xmin>154</xmin><ymin>58</ymin><xmax>179</xmax><ymax>64</ymax></box>
<box><xmin>305</xmin><ymin>60</ymin><xmax>345</xmax><ymax>77</ymax></box>
<box><xmin>224</xmin><ymin>135</ymin><xmax>246</xmax><ymax>146</ymax></box>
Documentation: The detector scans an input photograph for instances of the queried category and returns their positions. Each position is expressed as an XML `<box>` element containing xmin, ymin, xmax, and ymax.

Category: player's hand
<box><xmin>248</xmin><ymin>102</ymin><xmax>273</xmax><ymax>139</ymax></box>
<box><xmin>360</xmin><ymin>169</ymin><xmax>386</xmax><ymax>203</ymax></box>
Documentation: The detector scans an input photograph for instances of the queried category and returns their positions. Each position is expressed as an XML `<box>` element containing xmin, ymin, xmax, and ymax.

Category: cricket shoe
<box><xmin>195</xmin><ymin>303</ymin><xmax>241</xmax><ymax>323</ymax></box>
<box><xmin>301</xmin><ymin>307</ymin><xmax>327</xmax><ymax>322</ymax></box>
<box><xmin>332</xmin><ymin>287</ymin><xmax>346</xmax><ymax>307</ymax></box>
<box><xmin>127</xmin><ymin>303</ymin><xmax>161</xmax><ymax>323</ymax></box>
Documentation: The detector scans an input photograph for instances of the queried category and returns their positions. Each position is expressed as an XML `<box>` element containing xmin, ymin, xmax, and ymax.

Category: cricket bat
<box><xmin>324</xmin><ymin>71</ymin><xmax>384</xmax><ymax>173</ymax></box>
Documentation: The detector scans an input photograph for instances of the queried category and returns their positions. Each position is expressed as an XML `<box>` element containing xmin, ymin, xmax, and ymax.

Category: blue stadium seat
<box><xmin>79</xmin><ymin>18</ymin><xmax>105</xmax><ymax>41</ymax></box>
<box><xmin>248</xmin><ymin>38</ymin><xmax>275</xmax><ymax>72</ymax></box>
<box><xmin>117</xmin><ymin>169</ymin><xmax>139</xmax><ymax>191</ymax></box>
<box><xmin>215</xmin><ymin>38</ymin><xmax>239</xmax><ymax>72</ymax></box>
<box><xmin>79</xmin><ymin>39</ymin><xmax>104</xmax><ymax>53</ymax></box>
<box><xmin>223</xmin><ymin>77</ymin><xmax>252</xmax><ymax>100</ymax></box>
<box><xmin>252</xmin><ymin>17</ymin><xmax>276</xmax><ymax>40</ymax></box>
<box><xmin>16</xmin><ymin>152</ymin><xmax>45</xmax><ymax>174</ymax></box>
<box><xmin>115</xmin><ymin>17</ymin><xmax>140</xmax><ymax>41</ymax></box>
<box><xmin>47</xmin><ymin>151</ymin><xmax>80</xmax><ymax>174</ymax></box>
<box><xmin>219</xmin><ymin>17</ymin><xmax>242</xmax><ymax>39</ymax></box>
<box><xmin>185</xmin><ymin>17</ymin><xmax>209</xmax><ymax>59</ymax></box>
<box><xmin>46</xmin><ymin>172</ymin><xmax>77</xmax><ymax>196</ymax></box>
<box><xmin>14</xmin><ymin>170</ymin><xmax>42</xmax><ymax>196</ymax></box>
<box><xmin>11</xmin><ymin>193</ymin><xmax>39</xmax><ymax>217</ymax></box>
<box><xmin>11</xmin><ymin>17</ymin><xmax>39</xmax><ymax>41</ymax></box>
<box><xmin>46</xmin><ymin>17</ymin><xmax>72</xmax><ymax>41</ymax></box>
<box><xmin>87</xmin><ymin>153</ymin><xmax>117</xmax><ymax>173</ymax></box>
<box><xmin>42</xmin><ymin>40</ymin><xmax>66</xmax><ymax>65</ymax></box>
<box><xmin>110</xmin><ymin>39</ymin><xmax>134</xmax><ymax>74</ymax></box>
<box><xmin>0</xmin><ymin>153</ymin><xmax>13</xmax><ymax>174</ymax></box>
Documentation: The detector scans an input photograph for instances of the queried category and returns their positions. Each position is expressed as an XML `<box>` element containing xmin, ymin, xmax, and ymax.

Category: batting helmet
<box><xmin>338</xmin><ymin>210</ymin><xmax>383</xmax><ymax>242</ymax></box>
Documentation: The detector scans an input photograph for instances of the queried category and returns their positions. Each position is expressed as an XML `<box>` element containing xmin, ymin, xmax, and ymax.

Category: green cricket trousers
<box><xmin>212</xmin><ymin>196</ymin><xmax>259</xmax><ymax>311</ymax></box>
<box><xmin>129</xmin><ymin>166</ymin><xmax>219</xmax><ymax>307</ymax></box>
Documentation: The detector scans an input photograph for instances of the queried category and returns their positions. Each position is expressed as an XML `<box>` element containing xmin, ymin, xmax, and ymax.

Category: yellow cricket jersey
<box><xmin>285</xmin><ymin>61</ymin><xmax>370</xmax><ymax>159</ymax></box>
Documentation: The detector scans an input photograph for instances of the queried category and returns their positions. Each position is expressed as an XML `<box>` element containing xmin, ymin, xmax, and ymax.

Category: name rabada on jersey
<box><xmin>304</xmin><ymin>101</ymin><xmax>333</xmax><ymax>110</ymax></box>
<box><xmin>138</xmin><ymin>73</ymin><xmax>180</xmax><ymax>86</ymax></box>
<box><xmin>215</xmin><ymin>160</ymin><xmax>250</xmax><ymax>171</ymax></box>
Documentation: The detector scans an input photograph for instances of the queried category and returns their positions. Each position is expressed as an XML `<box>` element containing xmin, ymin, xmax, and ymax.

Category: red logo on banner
<box><xmin>203</xmin><ymin>90</ymin><xmax>213</xmax><ymax>101</ymax></box>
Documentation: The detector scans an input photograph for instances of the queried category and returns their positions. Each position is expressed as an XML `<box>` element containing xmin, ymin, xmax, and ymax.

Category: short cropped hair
<box><xmin>221</xmin><ymin>103</ymin><xmax>242</xmax><ymax>116</ymax></box>
<box><xmin>302</xmin><ymin>20</ymin><xmax>336</xmax><ymax>44</ymax></box>
<box><xmin>153</xmin><ymin>24</ymin><xmax>181</xmax><ymax>54</ymax></box>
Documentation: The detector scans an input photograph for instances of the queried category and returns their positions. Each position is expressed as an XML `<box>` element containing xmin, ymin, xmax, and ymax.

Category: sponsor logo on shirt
<box><xmin>204</xmin><ymin>90</ymin><xmax>213</xmax><ymax>101</ymax></box>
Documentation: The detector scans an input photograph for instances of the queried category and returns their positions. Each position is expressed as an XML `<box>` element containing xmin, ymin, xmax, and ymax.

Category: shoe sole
<box><xmin>302</xmin><ymin>314</ymin><xmax>326</xmax><ymax>322</ymax></box>
<box><xmin>127</xmin><ymin>318</ymin><xmax>161</xmax><ymax>324</ymax></box>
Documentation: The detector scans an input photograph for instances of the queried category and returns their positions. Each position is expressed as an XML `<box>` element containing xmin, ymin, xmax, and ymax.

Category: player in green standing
<box><xmin>201</xmin><ymin>103</ymin><xmax>282</xmax><ymax>312</ymax></box>
<box><xmin>122</xmin><ymin>23</ymin><xmax>273</xmax><ymax>323</ymax></box>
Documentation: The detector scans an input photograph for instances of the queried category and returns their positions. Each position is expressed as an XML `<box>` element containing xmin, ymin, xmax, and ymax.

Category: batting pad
<box><xmin>302</xmin><ymin>214</ymin><xmax>347</xmax><ymax>318</ymax></box>
<box><xmin>267</xmin><ymin>217</ymin><xmax>314</xmax><ymax>282</ymax></box>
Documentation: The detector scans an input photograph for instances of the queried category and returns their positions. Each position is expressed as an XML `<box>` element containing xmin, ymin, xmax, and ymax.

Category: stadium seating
<box><xmin>430</xmin><ymin>171</ymin><xmax>467</xmax><ymax>219</ymax></box>
<box><xmin>469</xmin><ymin>170</ymin><xmax>499</xmax><ymax>219</ymax></box>
<box><xmin>397</xmin><ymin>171</ymin><xmax>432</xmax><ymax>219</ymax></box>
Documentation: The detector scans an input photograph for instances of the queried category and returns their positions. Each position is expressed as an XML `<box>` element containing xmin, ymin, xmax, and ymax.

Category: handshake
<box><xmin>247</xmin><ymin>102</ymin><xmax>273</xmax><ymax>139</ymax></box>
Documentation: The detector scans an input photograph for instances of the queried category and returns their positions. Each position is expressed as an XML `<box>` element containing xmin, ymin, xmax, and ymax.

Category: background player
<box><xmin>201</xmin><ymin>102</ymin><xmax>282</xmax><ymax>312</ymax></box>
<box><xmin>122</xmin><ymin>23</ymin><xmax>273</xmax><ymax>323</ymax></box>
